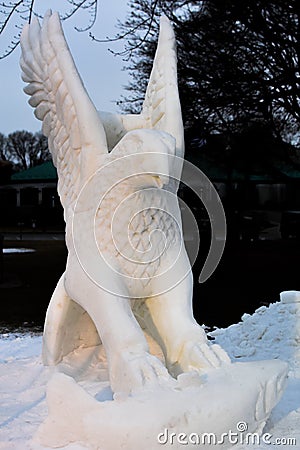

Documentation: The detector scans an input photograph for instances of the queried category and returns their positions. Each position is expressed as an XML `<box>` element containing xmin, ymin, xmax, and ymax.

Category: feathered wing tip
<box><xmin>142</xmin><ymin>15</ymin><xmax>184</xmax><ymax>161</ymax></box>
<box><xmin>158</xmin><ymin>14</ymin><xmax>177</xmax><ymax>49</ymax></box>
<box><xmin>20</xmin><ymin>10</ymin><xmax>108</xmax><ymax>209</ymax></box>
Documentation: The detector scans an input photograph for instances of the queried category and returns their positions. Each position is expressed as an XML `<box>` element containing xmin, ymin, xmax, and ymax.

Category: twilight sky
<box><xmin>0</xmin><ymin>0</ymin><xmax>130</xmax><ymax>135</ymax></box>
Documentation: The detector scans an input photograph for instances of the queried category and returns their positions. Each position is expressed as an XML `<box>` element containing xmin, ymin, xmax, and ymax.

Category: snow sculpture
<box><xmin>20</xmin><ymin>11</ymin><xmax>288</xmax><ymax>449</ymax></box>
<box><xmin>20</xmin><ymin>10</ymin><xmax>229</xmax><ymax>393</ymax></box>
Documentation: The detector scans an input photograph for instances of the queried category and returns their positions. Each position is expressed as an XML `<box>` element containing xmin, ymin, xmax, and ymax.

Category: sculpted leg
<box><xmin>145</xmin><ymin>251</ymin><xmax>230</xmax><ymax>377</ymax></box>
<box><xmin>43</xmin><ymin>273</ymin><xmax>101</xmax><ymax>365</ymax></box>
<box><xmin>64</xmin><ymin>259</ymin><xmax>171</xmax><ymax>395</ymax></box>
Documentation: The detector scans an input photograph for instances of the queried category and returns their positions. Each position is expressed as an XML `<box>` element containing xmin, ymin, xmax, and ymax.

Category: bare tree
<box><xmin>0</xmin><ymin>0</ymin><xmax>163</xmax><ymax>59</ymax></box>
<box><xmin>119</xmin><ymin>0</ymin><xmax>300</xmax><ymax>150</ymax></box>
<box><xmin>0</xmin><ymin>132</ymin><xmax>7</xmax><ymax>160</ymax></box>
<box><xmin>0</xmin><ymin>0</ymin><xmax>98</xmax><ymax>58</ymax></box>
<box><xmin>5</xmin><ymin>130</ymin><xmax>50</xmax><ymax>170</ymax></box>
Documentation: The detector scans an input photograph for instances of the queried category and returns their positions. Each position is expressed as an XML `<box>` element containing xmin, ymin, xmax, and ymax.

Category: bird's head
<box><xmin>118</xmin><ymin>129</ymin><xmax>176</xmax><ymax>190</ymax></box>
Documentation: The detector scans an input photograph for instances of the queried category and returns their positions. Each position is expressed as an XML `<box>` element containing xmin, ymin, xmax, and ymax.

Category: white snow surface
<box><xmin>0</xmin><ymin>293</ymin><xmax>299</xmax><ymax>449</ymax></box>
<box><xmin>3</xmin><ymin>248</ymin><xmax>36</xmax><ymax>254</ymax></box>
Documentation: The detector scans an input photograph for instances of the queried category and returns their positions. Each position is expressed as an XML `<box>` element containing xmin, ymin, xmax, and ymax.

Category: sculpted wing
<box><xmin>141</xmin><ymin>16</ymin><xmax>184</xmax><ymax>159</ymax></box>
<box><xmin>102</xmin><ymin>16</ymin><xmax>184</xmax><ymax>188</ymax></box>
<box><xmin>99</xmin><ymin>17</ymin><xmax>184</xmax><ymax>157</ymax></box>
<box><xmin>20</xmin><ymin>11</ymin><xmax>108</xmax><ymax>210</ymax></box>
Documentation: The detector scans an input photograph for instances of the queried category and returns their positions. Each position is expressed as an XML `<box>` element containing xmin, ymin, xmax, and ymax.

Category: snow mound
<box><xmin>211</xmin><ymin>290</ymin><xmax>300</xmax><ymax>376</ymax></box>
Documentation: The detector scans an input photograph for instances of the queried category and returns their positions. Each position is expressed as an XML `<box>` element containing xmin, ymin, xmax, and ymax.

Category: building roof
<box><xmin>11</xmin><ymin>161</ymin><xmax>57</xmax><ymax>181</ymax></box>
<box><xmin>9</xmin><ymin>156</ymin><xmax>300</xmax><ymax>184</ymax></box>
<box><xmin>185</xmin><ymin>152</ymin><xmax>300</xmax><ymax>182</ymax></box>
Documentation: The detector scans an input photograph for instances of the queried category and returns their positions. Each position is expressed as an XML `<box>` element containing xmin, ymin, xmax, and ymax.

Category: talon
<box><xmin>199</xmin><ymin>343</ymin><xmax>220</xmax><ymax>367</ymax></box>
<box><xmin>110</xmin><ymin>351</ymin><xmax>173</xmax><ymax>395</ymax></box>
<box><xmin>170</xmin><ymin>339</ymin><xmax>230</xmax><ymax>376</ymax></box>
<box><xmin>211</xmin><ymin>344</ymin><xmax>231</xmax><ymax>364</ymax></box>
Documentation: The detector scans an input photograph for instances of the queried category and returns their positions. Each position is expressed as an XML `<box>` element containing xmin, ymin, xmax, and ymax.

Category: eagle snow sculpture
<box><xmin>20</xmin><ymin>11</ymin><xmax>229</xmax><ymax>395</ymax></box>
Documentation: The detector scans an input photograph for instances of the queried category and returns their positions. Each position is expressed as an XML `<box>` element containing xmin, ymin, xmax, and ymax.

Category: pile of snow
<box><xmin>0</xmin><ymin>292</ymin><xmax>299</xmax><ymax>449</ymax></box>
<box><xmin>210</xmin><ymin>290</ymin><xmax>300</xmax><ymax>376</ymax></box>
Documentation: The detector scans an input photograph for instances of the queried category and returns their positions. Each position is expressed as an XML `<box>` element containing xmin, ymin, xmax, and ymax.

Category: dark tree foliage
<box><xmin>119</xmin><ymin>0</ymin><xmax>300</xmax><ymax>152</ymax></box>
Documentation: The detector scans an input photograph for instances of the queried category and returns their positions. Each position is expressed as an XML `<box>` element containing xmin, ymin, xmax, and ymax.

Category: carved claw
<box><xmin>110</xmin><ymin>351</ymin><xmax>175</xmax><ymax>396</ymax></box>
<box><xmin>169</xmin><ymin>341</ymin><xmax>231</xmax><ymax>377</ymax></box>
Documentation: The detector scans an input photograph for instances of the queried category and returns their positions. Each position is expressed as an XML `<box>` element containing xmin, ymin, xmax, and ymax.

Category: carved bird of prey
<box><xmin>20</xmin><ymin>11</ymin><xmax>229</xmax><ymax>395</ymax></box>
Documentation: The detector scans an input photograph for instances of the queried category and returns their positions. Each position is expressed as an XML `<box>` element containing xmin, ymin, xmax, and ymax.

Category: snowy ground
<box><xmin>0</xmin><ymin>293</ymin><xmax>299</xmax><ymax>449</ymax></box>
<box><xmin>3</xmin><ymin>248</ymin><xmax>36</xmax><ymax>254</ymax></box>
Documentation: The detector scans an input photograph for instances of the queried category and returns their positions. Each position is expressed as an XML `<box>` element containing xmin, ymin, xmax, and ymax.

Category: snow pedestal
<box><xmin>36</xmin><ymin>359</ymin><xmax>288</xmax><ymax>450</ymax></box>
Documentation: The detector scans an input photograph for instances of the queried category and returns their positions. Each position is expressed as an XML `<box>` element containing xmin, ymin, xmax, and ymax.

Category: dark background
<box><xmin>1</xmin><ymin>229</ymin><xmax>299</xmax><ymax>332</ymax></box>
